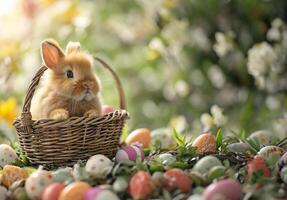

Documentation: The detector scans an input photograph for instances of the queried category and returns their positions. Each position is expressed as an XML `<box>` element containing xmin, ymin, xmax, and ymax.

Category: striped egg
<box><xmin>85</xmin><ymin>187</ymin><xmax>119</xmax><ymax>200</ymax></box>
<box><xmin>115</xmin><ymin>145</ymin><xmax>144</xmax><ymax>162</ymax></box>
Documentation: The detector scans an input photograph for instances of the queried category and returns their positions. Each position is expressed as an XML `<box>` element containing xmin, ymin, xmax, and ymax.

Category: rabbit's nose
<box><xmin>83</xmin><ymin>82</ymin><xmax>90</xmax><ymax>89</ymax></box>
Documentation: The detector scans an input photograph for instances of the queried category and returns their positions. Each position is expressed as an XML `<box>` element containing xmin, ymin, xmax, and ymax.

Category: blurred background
<box><xmin>0</xmin><ymin>0</ymin><xmax>287</xmax><ymax>142</ymax></box>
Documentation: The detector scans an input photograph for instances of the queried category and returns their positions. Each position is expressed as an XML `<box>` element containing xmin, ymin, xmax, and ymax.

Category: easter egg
<box><xmin>2</xmin><ymin>165</ymin><xmax>29</xmax><ymax>188</ymax></box>
<box><xmin>42</xmin><ymin>183</ymin><xmax>65</xmax><ymax>200</ymax></box>
<box><xmin>85</xmin><ymin>187</ymin><xmax>120</xmax><ymax>200</ymax></box>
<box><xmin>0</xmin><ymin>144</ymin><xmax>18</xmax><ymax>167</ymax></box>
<box><xmin>151</xmin><ymin>128</ymin><xmax>175</xmax><ymax>149</ymax></box>
<box><xmin>85</xmin><ymin>154</ymin><xmax>113</xmax><ymax>179</ymax></box>
<box><xmin>258</xmin><ymin>146</ymin><xmax>285</xmax><ymax>165</ymax></box>
<box><xmin>192</xmin><ymin>133</ymin><xmax>216</xmax><ymax>154</ymax></box>
<box><xmin>278</xmin><ymin>152</ymin><xmax>287</xmax><ymax>169</ymax></box>
<box><xmin>280</xmin><ymin>166</ymin><xmax>287</xmax><ymax>184</ymax></box>
<box><xmin>59</xmin><ymin>181</ymin><xmax>91</xmax><ymax>200</ymax></box>
<box><xmin>247</xmin><ymin>155</ymin><xmax>270</xmax><ymax>179</ymax></box>
<box><xmin>12</xmin><ymin>187</ymin><xmax>30</xmax><ymax>200</ymax></box>
<box><xmin>53</xmin><ymin>168</ymin><xmax>74</xmax><ymax>183</ymax></box>
<box><xmin>102</xmin><ymin>105</ymin><xmax>114</xmax><ymax>114</ymax></box>
<box><xmin>227</xmin><ymin>142</ymin><xmax>251</xmax><ymax>154</ymax></box>
<box><xmin>115</xmin><ymin>145</ymin><xmax>144</xmax><ymax>162</ymax></box>
<box><xmin>129</xmin><ymin>171</ymin><xmax>154</xmax><ymax>200</ymax></box>
<box><xmin>247</xmin><ymin>130</ymin><xmax>274</xmax><ymax>145</ymax></box>
<box><xmin>156</xmin><ymin>153</ymin><xmax>176</xmax><ymax>165</ymax></box>
<box><xmin>125</xmin><ymin>128</ymin><xmax>151</xmax><ymax>148</ymax></box>
<box><xmin>187</xmin><ymin>194</ymin><xmax>203</xmax><ymax>200</ymax></box>
<box><xmin>203</xmin><ymin>179</ymin><xmax>241</xmax><ymax>200</ymax></box>
<box><xmin>207</xmin><ymin>166</ymin><xmax>225</xmax><ymax>180</ymax></box>
<box><xmin>113</xmin><ymin>176</ymin><xmax>128</xmax><ymax>193</ymax></box>
<box><xmin>163</xmin><ymin>168</ymin><xmax>192</xmax><ymax>193</ymax></box>
<box><xmin>25</xmin><ymin>168</ymin><xmax>53</xmax><ymax>200</ymax></box>
<box><xmin>0</xmin><ymin>186</ymin><xmax>7</xmax><ymax>200</ymax></box>
<box><xmin>193</xmin><ymin>155</ymin><xmax>222</xmax><ymax>174</ymax></box>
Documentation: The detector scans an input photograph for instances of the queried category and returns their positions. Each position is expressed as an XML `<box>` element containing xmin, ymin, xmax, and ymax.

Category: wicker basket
<box><xmin>13</xmin><ymin>57</ymin><xmax>129</xmax><ymax>166</ymax></box>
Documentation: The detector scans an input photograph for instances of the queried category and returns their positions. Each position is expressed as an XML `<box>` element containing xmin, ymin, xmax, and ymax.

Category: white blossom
<box><xmin>213</xmin><ymin>32</ymin><xmax>234</xmax><ymax>57</ymax></box>
<box><xmin>200</xmin><ymin>105</ymin><xmax>227</xmax><ymax>130</ymax></box>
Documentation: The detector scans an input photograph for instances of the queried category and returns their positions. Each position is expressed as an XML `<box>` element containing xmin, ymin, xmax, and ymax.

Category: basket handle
<box><xmin>20</xmin><ymin>57</ymin><xmax>126</xmax><ymax>127</ymax></box>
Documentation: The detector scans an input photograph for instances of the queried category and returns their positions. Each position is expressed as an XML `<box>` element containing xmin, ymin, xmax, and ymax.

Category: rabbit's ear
<box><xmin>65</xmin><ymin>41</ymin><xmax>81</xmax><ymax>54</ymax></box>
<box><xmin>41</xmin><ymin>39</ymin><xmax>65</xmax><ymax>70</ymax></box>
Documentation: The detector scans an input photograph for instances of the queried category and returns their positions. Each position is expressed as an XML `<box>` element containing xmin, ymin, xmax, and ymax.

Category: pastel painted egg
<box><xmin>12</xmin><ymin>187</ymin><xmax>30</xmax><ymax>200</ymax></box>
<box><xmin>59</xmin><ymin>181</ymin><xmax>91</xmax><ymax>200</ymax></box>
<box><xmin>193</xmin><ymin>155</ymin><xmax>222</xmax><ymax>175</ymax></box>
<box><xmin>227</xmin><ymin>142</ymin><xmax>251</xmax><ymax>154</ymax></box>
<box><xmin>151</xmin><ymin>128</ymin><xmax>175</xmax><ymax>149</ymax></box>
<box><xmin>279</xmin><ymin>152</ymin><xmax>287</xmax><ymax>169</ymax></box>
<box><xmin>258</xmin><ymin>146</ymin><xmax>285</xmax><ymax>165</ymax></box>
<box><xmin>247</xmin><ymin>130</ymin><xmax>274</xmax><ymax>145</ymax></box>
<box><xmin>42</xmin><ymin>183</ymin><xmax>65</xmax><ymax>200</ymax></box>
<box><xmin>163</xmin><ymin>168</ymin><xmax>192</xmax><ymax>193</ymax></box>
<box><xmin>280</xmin><ymin>166</ymin><xmax>287</xmax><ymax>184</ymax></box>
<box><xmin>102</xmin><ymin>105</ymin><xmax>114</xmax><ymax>115</ymax></box>
<box><xmin>0</xmin><ymin>144</ymin><xmax>18</xmax><ymax>167</ymax></box>
<box><xmin>247</xmin><ymin>155</ymin><xmax>270</xmax><ymax>179</ymax></box>
<box><xmin>192</xmin><ymin>133</ymin><xmax>216</xmax><ymax>154</ymax></box>
<box><xmin>0</xmin><ymin>186</ymin><xmax>7</xmax><ymax>200</ymax></box>
<box><xmin>2</xmin><ymin>165</ymin><xmax>29</xmax><ymax>188</ymax></box>
<box><xmin>85</xmin><ymin>187</ymin><xmax>119</xmax><ymax>200</ymax></box>
<box><xmin>113</xmin><ymin>176</ymin><xmax>128</xmax><ymax>193</ymax></box>
<box><xmin>53</xmin><ymin>168</ymin><xmax>74</xmax><ymax>183</ymax></box>
<box><xmin>25</xmin><ymin>168</ymin><xmax>53</xmax><ymax>200</ymax></box>
<box><xmin>207</xmin><ymin>166</ymin><xmax>225</xmax><ymax>180</ymax></box>
<box><xmin>203</xmin><ymin>179</ymin><xmax>241</xmax><ymax>200</ymax></box>
<box><xmin>115</xmin><ymin>145</ymin><xmax>144</xmax><ymax>162</ymax></box>
<box><xmin>85</xmin><ymin>154</ymin><xmax>113</xmax><ymax>179</ymax></box>
<box><xmin>125</xmin><ymin>128</ymin><xmax>151</xmax><ymax>148</ymax></box>
<box><xmin>129</xmin><ymin>171</ymin><xmax>154</xmax><ymax>200</ymax></box>
<box><xmin>156</xmin><ymin>153</ymin><xmax>176</xmax><ymax>165</ymax></box>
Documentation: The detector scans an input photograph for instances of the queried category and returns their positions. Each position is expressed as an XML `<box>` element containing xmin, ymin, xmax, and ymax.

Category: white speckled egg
<box><xmin>25</xmin><ymin>168</ymin><xmax>53</xmax><ymax>200</ymax></box>
<box><xmin>0</xmin><ymin>186</ymin><xmax>7</xmax><ymax>200</ymax></box>
<box><xmin>193</xmin><ymin>156</ymin><xmax>222</xmax><ymax>175</ymax></box>
<box><xmin>85</xmin><ymin>154</ymin><xmax>113</xmax><ymax>179</ymax></box>
<box><xmin>247</xmin><ymin>130</ymin><xmax>274</xmax><ymax>145</ymax></box>
<box><xmin>85</xmin><ymin>187</ymin><xmax>120</xmax><ymax>200</ymax></box>
<box><xmin>151</xmin><ymin>128</ymin><xmax>175</xmax><ymax>149</ymax></box>
<box><xmin>0</xmin><ymin>144</ymin><xmax>18</xmax><ymax>167</ymax></box>
<box><xmin>115</xmin><ymin>145</ymin><xmax>144</xmax><ymax>162</ymax></box>
<box><xmin>156</xmin><ymin>153</ymin><xmax>176</xmax><ymax>165</ymax></box>
<box><xmin>258</xmin><ymin>146</ymin><xmax>285</xmax><ymax>165</ymax></box>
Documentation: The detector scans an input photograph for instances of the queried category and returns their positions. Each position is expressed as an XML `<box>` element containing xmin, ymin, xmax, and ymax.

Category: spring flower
<box><xmin>200</xmin><ymin>105</ymin><xmax>227</xmax><ymax>130</ymax></box>
<box><xmin>247</xmin><ymin>42</ymin><xmax>277</xmax><ymax>88</ymax></box>
<box><xmin>0</xmin><ymin>97</ymin><xmax>18</xmax><ymax>126</ymax></box>
<box><xmin>213</xmin><ymin>32</ymin><xmax>234</xmax><ymax>57</ymax></box>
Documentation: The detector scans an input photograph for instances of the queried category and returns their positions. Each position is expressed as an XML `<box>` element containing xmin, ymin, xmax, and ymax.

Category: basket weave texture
<box><xmin>13</xmin><ymin>57</ymin><xmax>129</xmax><ymax>165</ymax></box>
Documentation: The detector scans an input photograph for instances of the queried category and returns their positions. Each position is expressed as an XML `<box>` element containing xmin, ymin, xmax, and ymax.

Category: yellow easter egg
<box><xmin>125</xmin><ymin>128</ymin><xmax>151</xmax><ymax>148</ymax></box>
<box><xmin>2</xmin><ymin>165</ymin><xmax>29</xmax><ymax>188</ymax></box>
<box><xmin>192</xmin><ymin>133</ymin><xmax>217</xmax><ymax>154</ymax></box>
<box><xmin>59</xmin><ymin>181</ymin><xmax>91</xmax><ymax>200</ymax></box>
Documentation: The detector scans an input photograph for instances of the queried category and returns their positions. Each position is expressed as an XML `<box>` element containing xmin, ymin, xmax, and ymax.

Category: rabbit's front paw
<box><xmin>50</xmin><ymin>109</ymin><xmax>69</xmax><ymax>120</ymax></box>
<box><xmin>84</xmin><ymin>109</ymin><xmax>100</xmax><ymax>118</ymax></box>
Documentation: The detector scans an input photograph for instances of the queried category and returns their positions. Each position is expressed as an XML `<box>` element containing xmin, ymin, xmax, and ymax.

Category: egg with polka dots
<box><xmin>85</xmin><ymin>155</ymin><xmax>113</xmax><ymax>179</ymax></box>
<box><xmin>0</xmin><ymin>144</ymin><xmax>18</xmax><ymax>167</ymax></box>
<box><xmin>25</xmin><ymin>168</ymin><xmax>53</xmax><ymax>200</ymax></box>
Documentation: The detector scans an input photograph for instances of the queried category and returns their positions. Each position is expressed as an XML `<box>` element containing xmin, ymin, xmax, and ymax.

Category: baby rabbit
<box><xmin>31</xmin><ymin>39</ymin><xmax>102</xmax><ymax>120</ymax></box>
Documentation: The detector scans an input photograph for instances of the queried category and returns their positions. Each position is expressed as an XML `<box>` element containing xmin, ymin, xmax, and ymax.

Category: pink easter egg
<box><xmin>115</xmin><ymin>146</ymin><xmax>144</xmax><ymax>162</ymax></box>
<box><xmin>85</xmin><ymin>187</ymin><xmax>119</xmax><ymax>200</ymax></box>
<box><xmin>102</xmin><ymin>105</ymin><xmax>114</xmax><ymax>115</ymax></box>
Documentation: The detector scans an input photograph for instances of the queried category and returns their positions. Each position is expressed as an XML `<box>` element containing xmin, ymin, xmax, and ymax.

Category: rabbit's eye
<box><xmin>66</xmin><ymin>70</ymin><xmax>74</xmax><ymax>78</ymax></box>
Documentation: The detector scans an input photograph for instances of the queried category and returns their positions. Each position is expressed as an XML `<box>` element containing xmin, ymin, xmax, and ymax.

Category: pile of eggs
<box><xmin>0</xmin><ymin>128</ymin><xmax>286</xmax><ymax>200</ymax></box>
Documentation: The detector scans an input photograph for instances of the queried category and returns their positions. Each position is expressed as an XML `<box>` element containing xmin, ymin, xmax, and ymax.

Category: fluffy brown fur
<box><xmin>31</xmin><ymin>39</ymin><xmax>102</xmax><ymax>120</ymax></box>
